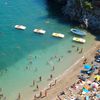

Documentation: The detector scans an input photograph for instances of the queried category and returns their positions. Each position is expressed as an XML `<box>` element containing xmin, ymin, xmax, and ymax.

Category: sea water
<box><xmin>0</xmin><ymin>0</ymin><xmax>95</xmax><ymax>100</ymax></box>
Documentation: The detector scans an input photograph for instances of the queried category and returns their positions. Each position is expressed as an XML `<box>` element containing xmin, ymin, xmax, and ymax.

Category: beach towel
<box><xmin>91</xmin><ymin>82</ymin><xmax>98</xmax><ymax>88</ymax></box>
<box><xmin>94</xmin><ymin>75</ymin><xmax>100</xmax><ymax>81</ymax></box>
<box><xmin>80</xmin><ymin>70</ymin><xmax>87</xmax><ymax>74</ymax></box>
<box><xmin>85</xmin><ymin>96</ymin><xmax>89</xmax><ymax>100</ymax></box>
<box><xmin>96</xmin><ymin>94</ymin><xmax>100</xmax><ymax>99</ymax></box>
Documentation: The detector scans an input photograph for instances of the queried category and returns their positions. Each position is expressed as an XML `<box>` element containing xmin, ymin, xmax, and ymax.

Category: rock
<box><xmin>47</xmin><ymin>0</ymin><xmax>100</xmax><ymax>34</ymax></box>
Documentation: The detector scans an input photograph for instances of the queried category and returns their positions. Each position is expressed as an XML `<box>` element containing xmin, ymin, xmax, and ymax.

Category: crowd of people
<box><xmin>55</xmin><ymin>49</ymin><xmax>100</xmax><ymax>100</ymax></box>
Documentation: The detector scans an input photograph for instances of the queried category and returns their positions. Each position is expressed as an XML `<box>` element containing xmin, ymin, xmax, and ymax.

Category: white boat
<box><xmin>15</xmin><ymin>25</ymin><xmax>26</xmax><ymax>30</ymax></box>
<box><xmin>33</xmin><ymin>29</ymin><xmax>46</xmax><ymax>34</ymax></box>
<box><xmin>73</xmin><ymin>37</ymin><xmax>86</xmax><ymax>43</ymax></box>
<box><xmin>52</xmin><ymin>33</ymin><xmax>64</xmax><ymax>38</ymax></box>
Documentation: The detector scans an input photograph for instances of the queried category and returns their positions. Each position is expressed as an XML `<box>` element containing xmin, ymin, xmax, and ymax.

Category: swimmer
<box><xmin>29</xmin><ymin>60</ymin><xmax>32</xmax><ymax>64</ymax></box>
<box><xmin>77</xmin><ymin>47</ymin><xmax>79</xmax><ymax>51</ymax></box>
<box><xmin>72</xmin><ymin>45</ymin><xmax>76</xmax><ymax>48</ymax></box>
<box><xmin>45</xmin><ymin>20</ymin><xmax>50</xmax><ymax>24</ymax></box>
<box><xmin>80</xmin><ymin>48</ymin><xmax>83</xmax><ymax>53</ymax></box>
<box><xmin>39</xmin><ymin>76</ymin><xmax>42</xmax><ymax>81</ymax></box>
<box><xmin>50</xmin><ymin>74</ymin><xmax>53</xmax><ymax>79</ymax></box>
<box><xmin>68</xmin><ymin>50</ymin><xmax>71</xmax><ymax>53</ymax></box>
<box><xmin>26</xmin><ymin>66</ymin><xmax>28</xmax><ymax>70</ymax></box>
<box><xmin>32</xmin><ymin>80</ymin><xmax>35</xmax><ymax>86</ymax></box>
<box><xmin>36</xmin><ymin>85</ymin><xmax>39</xmax><ymax>90</ymax></box>
<box><xmin>18</xmin><ymin>93</ymin><xmax>21</xmax><ymax>100</ymax></box>
<box><xmin>35</xmin><ymin>56</ymin><xmax>37</xmax><ymax>59</ymax></box>
<box><xmin>58</xmin><ymin>58</ymin><xmax>61</xmax><ymax>62</ymax></box>
<box><xmin>52</xmin><ymin>66</ymin><xmax>55</xmax><ymax>71</ymax></box>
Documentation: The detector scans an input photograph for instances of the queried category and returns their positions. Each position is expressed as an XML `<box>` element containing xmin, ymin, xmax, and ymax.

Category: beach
<box><xmin>32</xmin><ymin>41</ymin><xmax>100</xmax><ymax>100</ymax></box>
<box><xmin>0</xmin><ymin>0</ymin><xmax>100</xmax><ymax>100</ymax></box>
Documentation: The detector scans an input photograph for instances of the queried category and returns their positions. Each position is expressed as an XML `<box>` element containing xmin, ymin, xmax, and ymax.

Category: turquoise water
<box><xmin>0</xmin><ymin>0</ymin><xmax>95</xmax><ymax>100</ymax></box>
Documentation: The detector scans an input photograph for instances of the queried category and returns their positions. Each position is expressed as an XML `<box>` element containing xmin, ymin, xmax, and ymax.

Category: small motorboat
<box><xmin>71</xmin><ymin>28</ymin><xmax>87</xmax><ymax>36</ymax></box>
<box><xmin>73</xmin><ymin>37</ymin><xmax>86</xmax><ymax>43</ymax></box>
<box><xmin>52</xmin><ymin>33</ymin><xmax>64</xmax><ymax>38</ymax></box>
<box><xmin>33</xmin><ymin>29</ymin><xmax>46</xmax><ymax>34</ymax></box>
<box><xmin>15</xmin><ymin>25</ymin><xmax>26</xmax><ymax>30</ymax></box>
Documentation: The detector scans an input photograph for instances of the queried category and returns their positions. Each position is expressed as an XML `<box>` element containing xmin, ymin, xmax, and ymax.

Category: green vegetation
<box><xmin>76</xmin><ymin>0</ymin><xmax>93</xmax><ymax>10</ymax></box>
<box><xmin>83</xmin><ymin>1</ymin><xmax>93</xmax><ymax>10</ymax></box>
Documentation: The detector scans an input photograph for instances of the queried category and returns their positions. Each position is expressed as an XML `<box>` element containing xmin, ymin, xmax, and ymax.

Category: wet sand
<box><xmin>35</xmin><ymin>41</ymin><xmax>100</xmax><ymax>100</ymax></box>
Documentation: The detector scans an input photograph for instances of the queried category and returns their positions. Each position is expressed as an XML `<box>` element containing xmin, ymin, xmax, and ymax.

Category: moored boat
<box><xmin>71</xmin><ymin>28</ymin><xmax>87</xmax><ymax>36</ymax></box>
<box><xmin>33</xmin><ymin>29</ymin><xmax>46</xmax><ymax>34</ymax></box>
<box><xmin>52</xmin><ymin>33</ymin><xmax>64</xmax><ymax>38</ymax></box>
<box><xmin>73</xmin><ymin>37</ymin><xmax>86</xmax><ymax>43</ymax></box>
<box><xmin>15</xmin><ymin>25</ymin><xmax>26</xmax><ymax>30</ymax></box>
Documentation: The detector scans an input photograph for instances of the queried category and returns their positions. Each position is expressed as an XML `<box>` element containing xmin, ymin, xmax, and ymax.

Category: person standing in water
<box><xmin>32</xmin><ymin>80</ymin><xmax>35</xmax><ymax>86</ymax></box>
<box><xmin>52</xmin><ymin>66</ymin><xmax>55</xmax><ymax>71</ymax></box>
<box><xmin>36</xmin><ymin>85</ymin><xmax>39</xmax><ymax>90</ymax></box>
<box><xmin>79</xmin><ymin>48</ymin><xmax>83</xmax><ymax>53</ymax></box>
<box><xmin>50</xmin><ymin>74</ymin><xmax>53</xmax><ymax>79</ymax></box>
<box><xmin>18</xmin><ymin>93</ymin><xmax>21</xmax><ymax>100</ymax></box>
<box><xmin>77</xmin><ymin>47</ymin><xmax>79</xmax><ymax>51</ymax></box>
<box><xmin>39</xmin><ymin>76</ymin><xmax>42</xmax><ymax>81</ymax></box>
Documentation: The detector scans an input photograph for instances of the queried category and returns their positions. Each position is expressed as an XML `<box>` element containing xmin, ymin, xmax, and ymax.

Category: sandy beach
<box><xmin>32</xmin><ymin>41</ymin><xmax>100</xmax><ymax>100</ymax></box>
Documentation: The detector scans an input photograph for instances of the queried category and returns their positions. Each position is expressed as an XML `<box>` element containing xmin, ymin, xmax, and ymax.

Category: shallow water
<box><xmin>0</xmin><ymin>0</ymin><xmax>95</xmax><ymax>100</ymax></box>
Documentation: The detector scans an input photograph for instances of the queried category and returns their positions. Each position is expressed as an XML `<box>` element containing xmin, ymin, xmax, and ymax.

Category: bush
<box><xmin>84</xmin><ymin>1</ymin><xmax>93</xmax><ymax>10</ymax></box>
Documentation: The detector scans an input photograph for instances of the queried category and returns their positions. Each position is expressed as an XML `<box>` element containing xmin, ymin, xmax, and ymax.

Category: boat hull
<box><xmin>71</xmin><ymin>29</ymin><xmax>87</xmax><ymax>36</ymax></box>
<box><xmin>33</xmin><ymin>29</ymin><xmax>46</xmax><ymax>34</ymax></box>
<box><xmin>52</xmin><ymin>33</ymin><xmax>64</xmax><ymax>38</ymax></box>
<box><xmin>15</xmin><ymin>25</ymin><xmax>26</xmax><ymax>30</ymax></box>
<box><xmin>73</xmin><ymin>37</ymin><xmax>86</xmax><ymax>43</ymax></box>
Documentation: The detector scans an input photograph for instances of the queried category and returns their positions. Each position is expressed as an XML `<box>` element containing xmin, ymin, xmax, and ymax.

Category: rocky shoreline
<box><xmin>47</xmin><ymin>0</ymin><xmax>100</xmax><ymax>34</ymax></box>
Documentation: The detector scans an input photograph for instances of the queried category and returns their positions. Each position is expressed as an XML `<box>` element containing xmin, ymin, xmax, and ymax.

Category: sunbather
<box><xmin>79</xmin><ymin>75</ymin><xmax>86</xmax><ymax>81</ymax></box>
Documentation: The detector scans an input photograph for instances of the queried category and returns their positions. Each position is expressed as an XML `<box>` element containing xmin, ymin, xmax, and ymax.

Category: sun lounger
<box><xmin>86</xmin><ymin>69</ymin><xmax>94</xmax><ymax>75</ymax></box>
<box><xmin>80</xmin><ymin>69</ymin><xmax>94</xmax><ymax>75</ymax></box>
<box><xmin>80</xmin><ymin>70</ymin><xmax>87</xmax><ymax>74</ymax></box>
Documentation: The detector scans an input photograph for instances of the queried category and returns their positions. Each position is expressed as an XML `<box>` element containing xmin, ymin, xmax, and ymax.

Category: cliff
<box><xmin>47</xmin><ymin>0</ymin><xmax>100</xmax><ymax>34</ymax></box>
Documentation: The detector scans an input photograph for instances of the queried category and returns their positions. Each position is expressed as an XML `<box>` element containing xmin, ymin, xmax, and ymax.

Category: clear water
<box><xmin>0</xmin><ymin>0</ymin><xmax>95</xmax><ymax>100</ymax></box>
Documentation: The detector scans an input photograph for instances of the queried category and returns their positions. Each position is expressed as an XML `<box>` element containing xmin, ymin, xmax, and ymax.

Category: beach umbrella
<box><xmin>94</xmin><ymin>75</ymin><xmax>100</xmax><ymax>81</ymax></box>
<box><xmin>83</xmin><ymin>85</ymin><xmax>90</xmax><ymax>90</ymax></box>
<box><xmin>84</xmin><ymin>64</ymin><xmax>91</xmax><ymax>70</ymax></box>
<box><xmin>82</xmin><ymin>88</ymin><xmax>89</xmax><ymax>94</ymax></box>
